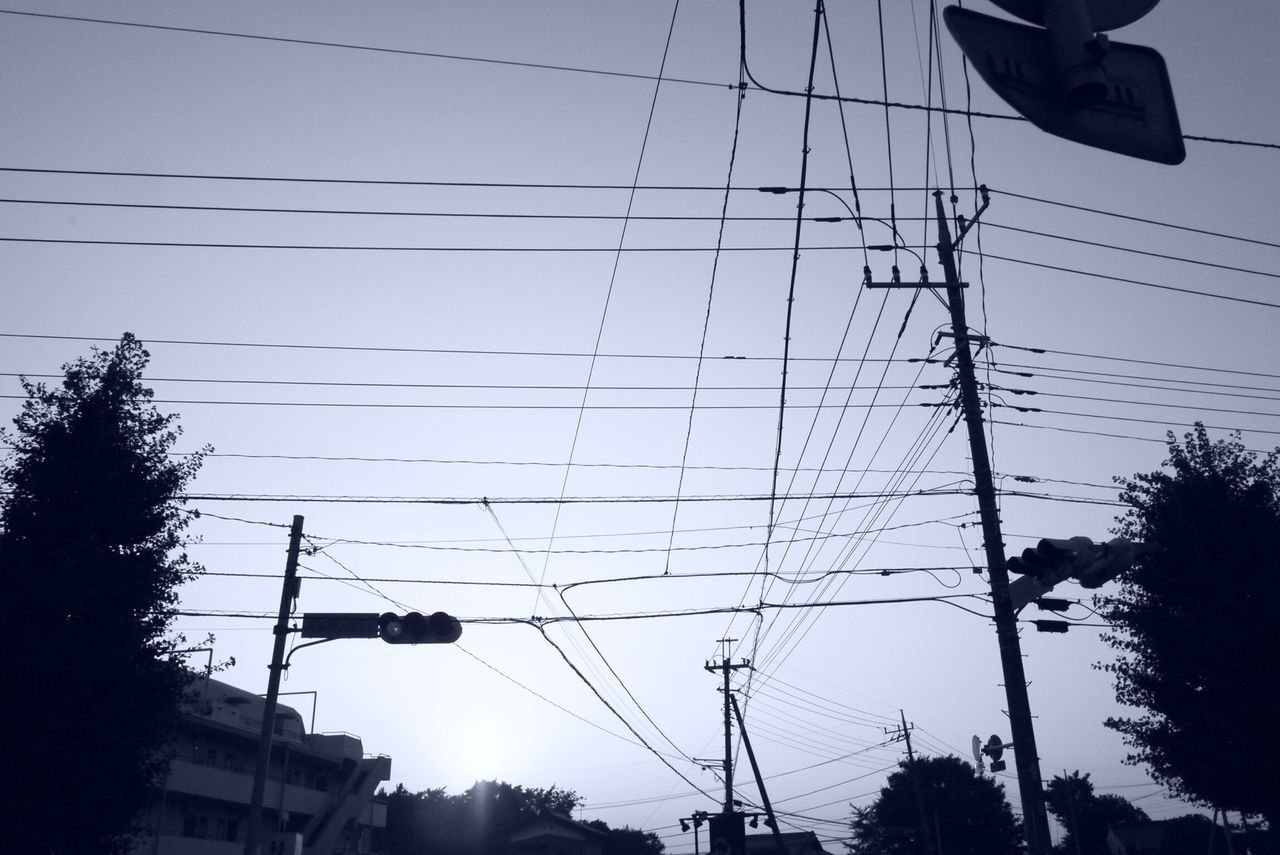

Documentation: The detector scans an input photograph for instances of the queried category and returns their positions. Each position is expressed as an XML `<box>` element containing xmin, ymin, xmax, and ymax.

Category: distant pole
<box><xmin>1065</xmin><ymin>770</ymin><xmax>1083</xmax><ymax>855</ymax></box>
<box><xmin>898</xmin><ymin>711</ymin><xmax>932</xmax><ymax>855</ymax></box>
<box><xmin>244</xmin><ymin>515</ymin><xmax>305</xmax><ymax>855</ymax></box>
<box><xmin>932</xmin><ymin>191</ymin><xmax>1052</xmax><ymax>855</ymax></box>
<box><xmin>704</xmin><ymin>638</ymin><xmax>748</xmax><ymax>814</ymax></box>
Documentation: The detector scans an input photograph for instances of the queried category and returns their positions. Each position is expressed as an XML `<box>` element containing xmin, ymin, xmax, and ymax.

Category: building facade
<box><xmin>131</xmin><ymin>676</ymin><xmax>391</xmax><ymax>855</ymax></box>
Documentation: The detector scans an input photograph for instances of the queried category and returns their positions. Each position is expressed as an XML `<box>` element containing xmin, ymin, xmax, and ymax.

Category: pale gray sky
<box><xmin>2</xmin><ymin>1</ymin><xmax>1277</xmax><ymax>850</ymax></box>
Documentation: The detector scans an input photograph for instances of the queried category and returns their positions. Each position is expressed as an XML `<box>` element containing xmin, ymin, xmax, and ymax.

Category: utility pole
<box><xmin>729</xmin><ymin>694</ymin><xmax>788</xmax><ymax>855</ymax></box>
<box><xmin>931</xmin><ymin>189</ymin><xmax>1052</xmax><ymax>855</ymax></box>
<box><xmin>887</xmin><ymin>711</ymin><xmax>932</xmax><ymax>855</ymax></box>
<box><xmin>704</xmin><ymin>639</ymin><xmax>750</xmax><ymax>814</ymax></box>
<box><xmin>245</xmin><ymin>515</ymin><xmax>305</xmax><ymax>855</ymax></box>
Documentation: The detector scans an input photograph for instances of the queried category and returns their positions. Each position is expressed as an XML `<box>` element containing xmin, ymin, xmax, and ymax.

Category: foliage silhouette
<box><xmin>845</xmin><ymin>755</ymin><xmax>1023</xmax><ymax>855</ymax></box>
<box><xmin>1100</xmin><ymin>424</ymin><xmax>1280</xmax><ymax>834</ymax></box>
<box><xmin>382</xmin><ymin>780</ymin><xmax>584</xmax><ymax>855</ymax></box>
<box><xmin>382</xmin><ymin>780</ymin><xmax>664</xmax><ymax>855</ymax></box>
<box><xmin>1</xmin><ymin>334</ymin><xmax>207</xmax><ymax>854</ymax></box>
<box><xmin>1044</xmin><ymin>771</ymin><xmax>1147</xmax><ymax>855</ymax></box>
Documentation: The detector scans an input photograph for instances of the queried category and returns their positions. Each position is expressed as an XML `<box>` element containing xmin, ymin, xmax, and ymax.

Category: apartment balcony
<box><xmin>165</xmin><ymin>759</ymin><xmax>331</xmax><ymax>817</ymax></box>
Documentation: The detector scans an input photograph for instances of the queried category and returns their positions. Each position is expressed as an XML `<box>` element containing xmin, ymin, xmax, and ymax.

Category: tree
<box><xmin>381</xmin><ymin>779</ymin><xmax>581</xmax><ymax>855</ymax></box>
<box><xmin>1045</xmin><ymin>771</ymin><xmax>1147</xmax><ymax>855</ymax></box>
<box><xmin>846</xmin><ymin>755</ymin><xmax>1023</xmax><ymax>855</ymax></box>
<box><xmin>585</xmin><ymin>823</ymin><xmax>665</xmax><ymax>855</ymax></box>
<box><xmin>1099</xmin><ymin>425</ymin><xmax>1280</xmax><ymax>833</ymax></box>
<box><xmin>0</xmin><ymin>334</ymin><xmax>207</xmax><ymax>854</ymax></box>
<box><xmin>383</xmin><ymin>784</ymin><xmax>451</xmax><ymax>855</ymax></box>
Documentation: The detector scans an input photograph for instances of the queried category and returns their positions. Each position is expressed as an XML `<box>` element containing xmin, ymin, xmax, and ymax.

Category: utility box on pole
<box><xmin>708</xmin><ymin>812</ymin><xmax>746</xmax><ymax>855</ymax></box>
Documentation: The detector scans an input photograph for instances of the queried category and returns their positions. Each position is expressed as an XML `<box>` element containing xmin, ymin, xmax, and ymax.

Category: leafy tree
<box><xmin>586</xmin><ymin>823</ymin><xmax>665</xmax><ymax>855</ymax></box>
<box><xmin>846</xmin><ymin>755</ymin><xmax>1023</xmax><ymax>855</ymax></box>
<box><xmin>1045</xmin><ymin>771</ymin><xmax>1147</xmax><ymax>855</ymax></box>
<box><xmin>0</xmin><ymin>334</ymin><xmax>207</xmax><ymax>854</ymax></box>
<box><xmin>381</xmin><ymin>779</ymin><xmax>581</xmax><ymax>855</ymax></box>
<box><xmin>383</xmin><ymin>784</ymin><xmax>451</xmax><ymax>855</ymax></box>
<box><xmin>1100</xmin><ymin>425</ymin><xmax>1280</xmax><ymax>832</ymax></box>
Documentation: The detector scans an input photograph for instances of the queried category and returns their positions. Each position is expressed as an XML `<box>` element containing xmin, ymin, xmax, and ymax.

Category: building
<box><xmin>509</xmin><ymin>812</ymin><xmax>614</xmax><ymax>855</ymax></box>
<box><xmin>1108</xmin><ymin>818</ymin><xmax>1249</xmax><ymax>855</ymax></box>
<box><xmin>744</xmin><ymin>830</ymin><xmax>835</xmax><ymax>855</ymax></box>
<box><xmin>131</xmin><ymin>675</ymin><xmax>391</xmax><ymax>855</ymax></box>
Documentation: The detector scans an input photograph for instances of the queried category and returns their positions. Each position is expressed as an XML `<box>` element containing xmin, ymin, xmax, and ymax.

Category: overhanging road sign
<box><xmin>300</xmin><ymin>612</ymin><xmax>381</xmax><ymax>639</ymax></box>
<box><xmin>946</xmin><ymin>6</ymin><xmax>1184</xmax><ymax>164</ymax></box>
<box><xmin>987</xmin><ymin>0</ymin><xmax>1160</xmax><ymax>32</ymax></box>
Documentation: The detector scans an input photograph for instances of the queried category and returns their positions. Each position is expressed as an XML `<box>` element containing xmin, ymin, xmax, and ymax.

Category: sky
<box><xmin>2</xmin><ymin>1</ymin><xmax>1278</xmax><ymax>851</ymax></box>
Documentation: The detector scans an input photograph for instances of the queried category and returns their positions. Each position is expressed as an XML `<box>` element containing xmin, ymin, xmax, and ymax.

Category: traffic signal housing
<box><xmin>378</xmin><ymin>611</ymin><xmax>462</xmax><ymax>644</ymax></box>
<box><xmin>1006</xmin><ymin>536</ymin><xmax>1094</xmax><ymax>583</ymax></box>
<box><xmin>707</xmin><ymin>812</ymin><xmax>746</xmax><ymax>855</ymax></box>
<box><xmin>1006</xmin><ymin>536</ymin><xmax>1146</xmax><ymax>586</ymax></box>
<box><xmin>1006</xmin><ymin>536</ymin><xmax>1147</xmax><ymax>612</ymax></box>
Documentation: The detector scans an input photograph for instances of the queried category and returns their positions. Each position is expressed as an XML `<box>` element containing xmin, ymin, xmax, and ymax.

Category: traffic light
<box><xmin>1007</xmin><ymin>536</ymin><xmax>1149</xmax><ymax>611</ymax></box>
<box><xmin>1006</xmin><ymin>536</ymin><xmax>1094</xmax><ymax>583</ymax></box>
<box><xmin>707</xmin><ymin>812</ymin><xmax>746</xmax><ymax>855</ymax></box>
<box><xmin>1073</xmin><ymin>537</ymin><xmax>1146</xmax><ymax>588</ymax></box>
<box><xmin>984</xmin><ymin>734</ymin><xmax>1008</xmax><ymax>773</ymax></box>
<box><xmin>378</xmin><ymin>611</ymin><xmax>462</xmax><ymax>644</ymax></box>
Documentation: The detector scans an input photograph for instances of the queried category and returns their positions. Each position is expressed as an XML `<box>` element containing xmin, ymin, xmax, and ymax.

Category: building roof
<box><xmin>745</xmin><ymin>830</ymin><xmax>835</xmax><ymax>855</ymax></box>
<box><xmin>510</xmin><ymin>811</ymin><xmax>614</xmax><ymax>845</ymax></box>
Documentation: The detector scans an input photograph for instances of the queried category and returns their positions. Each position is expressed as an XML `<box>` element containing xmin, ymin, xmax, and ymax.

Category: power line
<box><xmin>0</xmin><ymin>9</ymin><xmax>725</xmax><ymax>92</ymax></box>
<box><xmin>980</xmin><ymin>252</ymin><xmax>1280</xmax><ymax>310</ymax></box>
<box><xmin>0</xmin><ymin>235</ymin><xmax>896</xmax><ymax>252</ymax></box>
<box><xmin>991</xmin><ymin>188</ymin><xmax>1280</xmax><ymax>250</ymax></box>
<box><xmin>2</xmin><ymin>9</ymin><xmax>1273</xmax><ymax>150</ymax></box>
<box><xmin>0</xmin><ymin>393</ymin><xmax>952</xmax><ymax>412</ymax></box>
<box><xmin>0</xmin><ymin>330</ymin><xmax>914</xmax><ymax>362</ymax></box>
<box><xmin>176</xmin><ymin>487</ymin><xmax>972</xmax><ymax>505</ymax></box>
<box><xmin>175</xmin><ymin>592</ymin><xmax>990</xmax><ymax>625</ymax></box>
<box><xmin>0</xmin><ymin>195</ymin><xmax>928</xmax><ymax>224</ymax></box>
<box><xmin>0</xmin><ymin>373</ymin><xmax>929</xmax><ymax>395</ymax></box>
<box><xmin>0</xmin><ymin>165</ymin><xmax>929</xmax><ymax>193</ymax></box>
<box><xmin>1000</xmin><ymin>342</ymin><xmax>1280</xmax><ymax>382</ymax></box>
<box><xmin>201</xmin><ymin>564</ymin><xmax>976</xmax><ymax>588</ymax></box>
<box><xmin>983</xmin><ymin>220</ymin><xmax>1280</xmax><ymax>281</ymax></box>
<box><xmin>1006</xmin><ymin>405</ymin><xmax>1280</xmax><ymax>437</ymax></box>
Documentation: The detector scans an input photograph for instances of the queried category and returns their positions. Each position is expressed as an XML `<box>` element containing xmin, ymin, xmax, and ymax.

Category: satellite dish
<box><xmin>986</xmin><ymin>734</ymin><xmax>1005</xmax><ymax>761</ymax></box>
<box><xmin>987</xmin><ymin>0</ymin><xmax>1161</xmax><ymax>32</ymax></box>
<box><xmin>971</xmin><ymin>735</ymin><xmax>984</xmax><ymax>767</ymax></box>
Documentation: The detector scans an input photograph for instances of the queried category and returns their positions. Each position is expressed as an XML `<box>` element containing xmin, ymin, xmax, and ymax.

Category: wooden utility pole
<box><xmin>244</xmin><ymin>515</ymin><xmax>305</xmax><ymax>855</ymax></box>
<box><xmin>931</xmin><ymin>190</ymin><xmax>1052</xmax><ymax>855</ymax></box>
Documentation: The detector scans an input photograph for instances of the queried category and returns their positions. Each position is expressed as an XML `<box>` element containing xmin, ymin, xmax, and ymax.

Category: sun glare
<box><xmin>440</xmin><ymin>710</ymin><xmax>522</xmax><ymax>782</ymax></box>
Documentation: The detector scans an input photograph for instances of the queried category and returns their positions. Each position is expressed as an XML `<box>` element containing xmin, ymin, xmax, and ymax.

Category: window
<box><xmin>182</xmin><ymin>815</ymin><xmax>209</xmax><ymax>839</ymax></box>
<box><xmin>215</xmin><ymin>818</ymin><xmax>240</xmax><ymax>842</ymax></box>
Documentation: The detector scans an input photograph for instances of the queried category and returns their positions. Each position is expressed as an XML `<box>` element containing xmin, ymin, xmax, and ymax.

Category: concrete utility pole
<box><xmin>888</xmin><ymin>711</ymin><xmax>932</xmax><ymax>855</ymax></box>
<box><xmin>729</xmin><ymin>694</ymin><xmax>788</xmax><ymax>855</ymax></box>
<box><xmin>704</xmin><ymin>638</ymin><xmax>750</xmax><ymax>814</ymax></box>
<box><xmin>931</xmin><ymin>190</ymin><xmax>1052</xmax><ymax>855</ymax></box>
<box><xmin>245</xmin><ymin>515</ymin><xmax>305</xmax><ymax>855</ymax></box>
